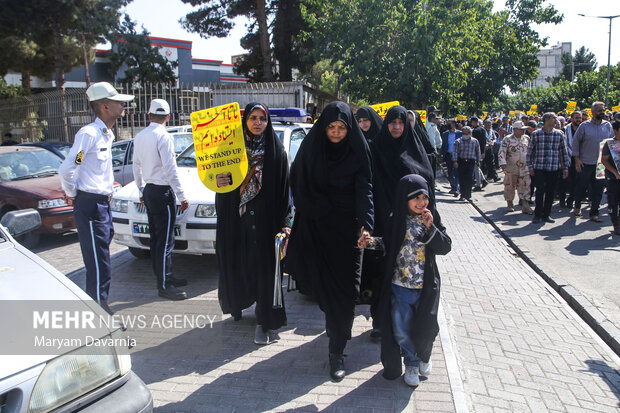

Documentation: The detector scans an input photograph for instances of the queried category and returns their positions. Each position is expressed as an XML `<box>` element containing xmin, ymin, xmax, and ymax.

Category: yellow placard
<box><xmin>190</xmin><ymin>102</ymin><xmax>248</xmax><ymax>193</ymax></box>
<box><xmin>585</xmin><ymin>108</ymin><xmax>592</xmax><ymax>118</ymax></box>
<box><xmin>527</xmin><ymin>110</ymin><xmax>537</xmax><ymax>116</ymax></box>
<box><xmin>456</xmin><ymin>114</ymin><xmax>467</xmax><ymax>121</ymax></box>
<box><xmin>612</xmin><ymin>104</ymin><xmax>620</xmax><ymax>112</ymax></box>
<box><xmin>529</xmin><ymin>104</ymin><xmax>538</xmax><ymax>113</ymax></box>
<box><xmin>482</xmin><ymin>112</ymin><xmax>488</xmax><ymax>120</ymax></box>
<box><xmin>509</xmin><ymin>111</ymin><xmax>516</xmax><ymax>119</ymax></box>
<box><xmin>418</xmin><ymin>110</ymin><xmax>427</xmax><ymax>126</ymax></box>
<box><xmin>370</xmin><ymin>101</ymin><xmax>400</xmax><ymax>119</ymax></box>
<box><xmin>566</xmin><ymin>100</ymin><xmax>577</xmax><ymax>115</ymax></box>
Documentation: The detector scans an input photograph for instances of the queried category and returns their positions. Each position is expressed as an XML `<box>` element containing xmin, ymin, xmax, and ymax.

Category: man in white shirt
<box><xmin>133</xmin><ymin>99</ymin><xmax>189</xmax><ymax>300</ymax></box>
<box><xmin>59</xmin><ymin>82</ymin><xmax>134</xmax><ymax>314</ymax></box>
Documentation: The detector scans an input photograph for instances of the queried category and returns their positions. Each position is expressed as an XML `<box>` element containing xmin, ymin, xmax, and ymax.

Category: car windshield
<box><xmin>57</xmin><ymin>145</ymin><xmax>71</xmax><ymax>158</ymax></box>
<box><xmin>275</xmin><ymin>130</ymin><xmax>284</xmax><ymax>143</ymax></box>
<box><xmin>0</xmin><ymin>149</ymin><xmax>62</xmax><ymax>182</ymax></box>
<box><xmin>176</xmin><ymin>145</ymin><xmax>197</xmax><ymax>167</ymax></box>
<box><xmin>172</xmin><ymin>133</ymin><xmax>194</xmax><ymax>155</ymax></box>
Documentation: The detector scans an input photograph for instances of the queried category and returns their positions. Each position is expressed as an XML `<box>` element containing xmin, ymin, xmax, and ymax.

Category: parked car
<box><xmin>111</xmin><ymin>132</ymin><xmax>194</xmax><ymax>186</ymax></box>
<box><xmin>0</xmin><ymin>146</ymin><xmax>75</xmax><ymax>247</ymax></box>
<box><xmin>166</xmin><ymin>125</ymin><xmax>192</xmax><ymax>134</ymax></box>
<box><xmin>0</xmin><ymin>209</ymin><xmax>153</xmax><ymax>413</ymax></box>
<box><xmin>17</xmin><ymin>141</ymin><xmax>73</xmax><ymax>160</ymax></box>
<box><xmin>110</xmin><ymin>123</ymin><xmax>305</xmax><ymax>258</ymax></box>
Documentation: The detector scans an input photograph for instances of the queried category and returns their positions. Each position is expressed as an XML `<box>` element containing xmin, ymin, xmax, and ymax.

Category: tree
<box><xmin>0</xmin><ymin>0</ymin><xmax>129</xmax><ymax>91</ymax></box>
<box><xmin>559</xmin><ymin>46</ymin><xmax>597</xmax><ymax>81</ymax></box>
<box><xmin>108</xmin><ymin>15</ymin><xmax>178</xmax><ymax>85</ymax></box>
<box><xmin>180</xmin><ymin>0</ymin><xmax>274</xmax><ymax>81</ymax></box>
<box><xmin>302</xmin><ymin>0</ymin><xmax>562</xmax><ymax>112</ymax></box>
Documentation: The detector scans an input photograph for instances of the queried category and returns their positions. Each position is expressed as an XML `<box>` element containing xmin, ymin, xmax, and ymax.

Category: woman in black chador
<box><xmin>371</xmin><ymin>105</ymin><xmax>434</xmax><ymax>239</ymax></box>
<box><xmin>215</xmin><ymin>102</ymin><xmax>292</xmax><ymax>345</ymax></box>
<box><xmin>287</xmin><ymin>101</ymin><xmax>374</xmax><ymax>381</ymax></box>
<box><xmin>355</xmin><ymin>106</ymin><xmax>383</xmax><ymax>143</ymax></box>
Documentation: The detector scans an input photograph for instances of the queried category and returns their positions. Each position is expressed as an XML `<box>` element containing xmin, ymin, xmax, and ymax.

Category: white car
<box><xmin>110</xmin><ymin>123</ymin><xmax>305</xmax><ymax>258</ymax></box>
<box><xmin>0</xmin><ymin>209</ymin><xmax>153</xmax><ymax>412</ymax></box>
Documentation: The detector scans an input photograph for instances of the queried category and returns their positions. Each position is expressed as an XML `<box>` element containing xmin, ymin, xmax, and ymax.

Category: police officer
<box><xmin>59</xmin><ymin>82</ymin><xmax>135</xmax><ymax>314</ymax></box>
<box><xmin>133</xmin><ymin>99</ymin><xmax>189</xmax><ymax>300</ymax></box>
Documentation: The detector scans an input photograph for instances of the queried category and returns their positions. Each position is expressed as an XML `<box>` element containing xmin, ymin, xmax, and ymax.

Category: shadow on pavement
<box><xmin>583</xmin><ymin>359</ymin><xmax>620</xmax><ymax>407</ymax></box>
<box><xmin>565</xmin><ymin>233</ymin><xmax>620</xmax><ymax>256</ymax></box>
<box><xmin>31</xmin><ymin>231</ymin><xmax>79</xmax><ymax>253</ymax></box>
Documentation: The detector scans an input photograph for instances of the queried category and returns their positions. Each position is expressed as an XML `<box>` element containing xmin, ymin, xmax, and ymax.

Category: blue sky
<box><xmin>120</xmin><ymin>0</ymin><xmax>620</xmax><ymax>67</ymax></box>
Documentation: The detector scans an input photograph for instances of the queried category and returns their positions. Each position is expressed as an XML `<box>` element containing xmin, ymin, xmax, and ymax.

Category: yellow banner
<box><xmin>526</xmin><ymin>110</ymin><xmax>537</xmax><ymax>116</ymax></box>
<box><xmin>418</xmin><ymin>110</ymin><xmax>427</xmax><ymax>126</ymax></box>
<box><xmin>190</xmin><ymin>102</ymin><xmax>248</xmax><ymax>193</ymax></box>
<box><xmin>612</xmin><ymin>104</ymin><xmax>620</xmax><ymax>112</ymax></box>
<box><xmin>370</xmin><ymin>101</ymin><xmax>400</xmax><ymax>119</ymax></box>
<box><xmin>456</xmin><ymin>114</ymin><xmax>467</xmax><ymax>121</ymax></box>
<box><xmin>509</xmin><ymin>111</ymin><xmax>516</xmax><ymax>119</ymax></box>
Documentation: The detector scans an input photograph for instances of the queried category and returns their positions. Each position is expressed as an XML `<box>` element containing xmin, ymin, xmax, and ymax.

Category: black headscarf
<box><xmin>290</xmin><ymin>101</ymin><xmax>373</xmax><ymax>223</ymax></box>
<box><xmin>355</xmin><ymin>106</ymin><xmax>384</xmax><ymax>142</ymax></box>
<box><xmin>370</xmin><ymin>105</ymin><xmax>433</xmax><ymax>235</ymax></box>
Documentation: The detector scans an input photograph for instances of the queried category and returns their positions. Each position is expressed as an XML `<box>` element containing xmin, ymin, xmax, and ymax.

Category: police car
<box><xmin>110</xmin><ymin>109</ymin><xmax>306</xmax><ymax>258</ymax></box>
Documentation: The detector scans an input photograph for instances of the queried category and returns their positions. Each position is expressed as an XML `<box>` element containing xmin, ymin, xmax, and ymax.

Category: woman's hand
<box><xmin>281</xmin><ymin>227</ymin><xmax>291</xmax><ymax>238</ymax></box>
<box><xmin>357</xmin><ymin>226</ymin><xmax>371</xmax><ymax>249</ymax></box>
<box><xmin>216</xmin><ymin>172</ymin><xmax>232</xmax><ymax>188</ymax></box>
<box><xmin>422</xmin><ymin>208</ymin><xmax>433</xmax><ymax>229</ymax></box>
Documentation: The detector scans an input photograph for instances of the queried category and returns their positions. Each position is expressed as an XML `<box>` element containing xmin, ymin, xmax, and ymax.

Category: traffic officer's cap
<box><xmin>86</xmin><ymin>82</ymin><xmax>135</xmax><ymax>102</ymax></box>
<box><xmin>149</xmin><ymin>99</ymin><xmax>170</xmax><ymax>115</ymax></box>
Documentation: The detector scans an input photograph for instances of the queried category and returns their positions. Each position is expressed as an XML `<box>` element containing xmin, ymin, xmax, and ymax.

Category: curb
<box><xmin>465</xmin><ymin>197</ymin><xmax>620</xmax><ymax>357</ymax></box>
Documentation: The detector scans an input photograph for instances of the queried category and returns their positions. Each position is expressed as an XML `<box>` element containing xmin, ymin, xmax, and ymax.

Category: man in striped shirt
<box><xmin>526</xmin><ymin>112</ymin><xmax>570</xmax><ymax>224</ymax></box>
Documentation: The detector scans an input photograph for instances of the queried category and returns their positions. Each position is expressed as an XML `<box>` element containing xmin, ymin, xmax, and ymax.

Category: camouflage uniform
<box><xmin>499</xmin><ymin>133</ymin><xmax>531</xmax><ymax>202</ymax></box>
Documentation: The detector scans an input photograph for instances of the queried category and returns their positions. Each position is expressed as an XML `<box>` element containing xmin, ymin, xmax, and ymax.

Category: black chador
<box><xmin>355</xmin><ymin>106</ymin><xmax>384</xmax><ymax>142</ymax></box>
<box><xmin>286</xmin><ymin>101</ymin><xmax>373</xmax><ymax>380</ymax></box>
<box><xmin>215</xmin><ymin>102</ymin><xmax>292</xmax><ymax>334</ymax></box>
<box><xmin>378</xmin><ymin>174</ymin><xmax>451</xmax><ymax>379</ymax></box>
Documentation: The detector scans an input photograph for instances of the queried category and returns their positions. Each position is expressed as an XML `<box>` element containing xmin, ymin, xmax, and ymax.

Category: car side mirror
<box><xmin>0</xmin><ymin>209</ymin><xmax>41</xmax><ymax>238</ymax></box>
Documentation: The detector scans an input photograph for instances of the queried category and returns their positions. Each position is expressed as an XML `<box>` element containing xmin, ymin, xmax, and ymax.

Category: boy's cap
<box><xmin>86</xmin><ymin>82</ymin><xmax>134</xmax><ymax>102</ymax></box>
<box><xmin>149</xmin><ymin>99</ymin><xmax>170</xmax><ymax>115</ymax></box>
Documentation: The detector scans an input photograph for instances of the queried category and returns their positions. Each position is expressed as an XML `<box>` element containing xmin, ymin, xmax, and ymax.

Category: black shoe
<box><xmin>532</xmin><ymin>217</ymin><xmax>542</xmax><ymax>224</ymax></box>
<box><xmin>543</xmin><ymin>217</ymin><xmax>555</xmax><ymax>223</ymax></box>
<box><xmin>493</xmin><ymin>177</ymin><xmax>501</xmax><ymax>182</ymax></box>
<box><xmin>559</xmin><ymin>201</ymin><xmax>566</xmax><ymax>208</ymax></box>
<box><xmin>169</xmin><ymin>277</ymin><xmax>188</xmax><ymax>287</ymax></box>
<box><xmin>482</xmin><ymin>181</ymin><xmax>488</xmax><ymax>188</ymax></box>
<box><xmin>158</xmin><ymin>285</ymin><xmax>188</xmax><ymax>300</ymax></box>
<box><xmin>453</xmin><ymin>192</ymin><xmax>459</xmax><ymax>197</ymax></box>
<box><xmin>329</xmin><ymin>353</ymin><xmax>345</xmax><ymax>382</ymax></box>
<box><xmin>473</xmin><ymin>186</ymin><xmax>482</xmax><ymax>192</ymax></box>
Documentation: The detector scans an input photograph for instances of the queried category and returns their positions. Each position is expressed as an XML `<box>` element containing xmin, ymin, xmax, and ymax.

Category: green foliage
<box><xmin>0</xmin><ymin>79</ymin><xmax>26</xmax><ymax>99</ymax></box>
<box><xmin>489</xmin><ymin>63</ymin><xmax>620</xmax><ymax>113</ymax></box>
<box><xmin>109</xmin><ymin>15</ymin><xmax>178</xmax><ymax>85</ymax></box>
<box><xmin>558</xmin><ymin>46</ymin><xmax>597</xmax><ymax>82</ymax></box>
<box><xmin>302</xmin><ymin>0</ymin><xmax>562</xmax><ymax>113</ymax></box>
<box><xmin>0</xmin><ymin>0</ymin><xmax>129</xmax><ymax>89</ymax></box>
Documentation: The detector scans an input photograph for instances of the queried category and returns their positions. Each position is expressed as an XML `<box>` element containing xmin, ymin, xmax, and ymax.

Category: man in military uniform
<box><xmin>59</xmin><ymin>82</ymin><xmax>134</xmax><ymax>314</ymax></box>
<box><xmin>132</xmin><ymin>99</ymin><xmax>189</xmax><ymax>300</ymax></box>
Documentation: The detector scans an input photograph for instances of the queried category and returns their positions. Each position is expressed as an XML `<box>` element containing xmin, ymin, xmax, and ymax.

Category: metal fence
<box><xmin>0</xmin><ymin>81</ymin><xmax>343</xmax><ymax>143</ymax></box>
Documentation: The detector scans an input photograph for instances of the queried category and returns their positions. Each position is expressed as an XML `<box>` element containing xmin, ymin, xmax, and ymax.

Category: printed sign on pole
<box><xmin>370</xmin><ymin>101</ymin><xmax>400</xmax><ymax>119</ymax></box>
<box><xmin>191</xmin><ymin>102</ymin><xmax>248</xmax><ymax>193</ymax></box>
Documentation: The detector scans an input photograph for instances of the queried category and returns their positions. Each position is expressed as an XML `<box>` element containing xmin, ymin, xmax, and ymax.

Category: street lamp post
<box><xmin>578</xmin><ymin>13</ymin><xmax>620</xmax><ymax>108</ymax></box>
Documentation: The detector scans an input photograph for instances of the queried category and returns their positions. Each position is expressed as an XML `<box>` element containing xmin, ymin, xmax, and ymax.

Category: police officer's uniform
<box><xmin>133</xmin><ymin>99</ymin><xmax>188</xmax><ymax>300</ymax></box>
<box><xmin>59</xmin><ymin>82</ymin><xmax>134</xmax><ymax>309</ymax></box>
<box><xmin>60</xmin><ymin>118</ymin><xmax>116</xmax><ymax>305</ymax></box>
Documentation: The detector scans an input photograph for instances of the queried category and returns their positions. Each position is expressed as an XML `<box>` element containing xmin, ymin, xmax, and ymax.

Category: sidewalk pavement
<box><xmin>463</xmin><ymin>177</ymin><xmax>620</xmax><ymax>354</ymax></box>
<box><xmin>39</xmin><ymin>186</ymin><xmax>620</xmax><ymax>412</ymax></box>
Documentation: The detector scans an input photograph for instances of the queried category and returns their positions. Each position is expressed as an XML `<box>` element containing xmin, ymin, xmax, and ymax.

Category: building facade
<box><xmin>523</xmin><ymin>42</ymin><xmax>572</xmax><ymax>89</ymax></box>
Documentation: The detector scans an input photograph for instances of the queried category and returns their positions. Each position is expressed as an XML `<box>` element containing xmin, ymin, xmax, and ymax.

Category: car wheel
<box><xmin>128</xmin><ymin>247</ymin><xmax>150</xmax><ymax>259</ymax></box>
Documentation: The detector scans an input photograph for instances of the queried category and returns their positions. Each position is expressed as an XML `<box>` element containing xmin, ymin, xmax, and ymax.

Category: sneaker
<box><xmin>506</xmin><ymin>201</ymin><xmax>514</xmax><ymax>212</ymax></box>
<box><xmin>254</xmin><ymin>325</ymin><xmax>276</xmax><ymax>345</ymax></box>
<box><xmin>158</xmin><ymin>285</ymin><xmax>187</xmax><ymax>300</ymax></box>
<box><xmin>590</xmin><ymin>215</ymin><xmax>602</xmax><ymax>223</ymax></box>
<box><xmin>404</xmin><ymin>366</ymin><xmax>420</xmax><ymax>387</ymax></box>
<box><xmin>419</xmin><ymin>360</ymin><xmax>432</xmax><ymax>376</ymax></box>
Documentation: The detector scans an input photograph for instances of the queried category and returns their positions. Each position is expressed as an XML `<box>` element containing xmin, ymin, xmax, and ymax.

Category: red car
<box><xmin>0</xmin><ymin>146</ymin><xmax>75</xmax><ymax>246</ymax></box>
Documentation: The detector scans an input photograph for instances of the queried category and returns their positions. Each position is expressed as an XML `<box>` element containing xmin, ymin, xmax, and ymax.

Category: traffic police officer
<box><xmin>133</xmin><ymin>99</ymin><xmax>189</xmax><ymax>300</ymax></box>
<box><xmin>59</xmin><ymin>82</ymin><xmax>135</xmax><ymax>314</ymax></box>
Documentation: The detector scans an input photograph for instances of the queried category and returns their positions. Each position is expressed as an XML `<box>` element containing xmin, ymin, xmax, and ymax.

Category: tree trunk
<box><xmin>256</xmin><ymin>0</ymin><xmax>273</xmax><ymax>81</ymax></box>
<box><xmin>21</xmin><ymin>70</ymin><xmax>31</xmax><ymax>93</ymax></box>
<box><xmin>53</xmin><ymin>27</ymin><xmax>69</xmax><ymax>141</ymax></box>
